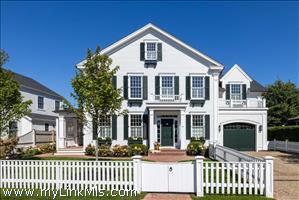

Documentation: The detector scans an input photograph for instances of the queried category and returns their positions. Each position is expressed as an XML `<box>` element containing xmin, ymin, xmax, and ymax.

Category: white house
<box><xmin>56</xmin><ymin>23</ymin><xmax>267</xmax><ymax>153</ymax></box>
<box><xmin>6</xmin><ymin>70</ymin><xmax>64</xmax><ymax>146</ymax></box>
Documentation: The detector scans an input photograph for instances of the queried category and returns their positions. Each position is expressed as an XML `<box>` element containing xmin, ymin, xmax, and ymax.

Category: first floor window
<box><xmin>230</xmin><ymin>84</ymin><xmax>241</xmax><ymax>100</ymax></box>
<box><xmin>129</xmin><ymin>76</ymin><xmax>142</xmax><ymax>99</ymax></box>
<box><xmin>9</xmin><ymin>121</ymin><xmax>18</xmax><ymax>137</ymax></box>
<box><xmin>130</xmin><ymin>115</ymin><xmax>143</xmax><ymax>138</ymax></box>
<box><xmin>191</xmin><ymin>76</ymin><xmax>204</xmax><ymax>99</ymax></box>
<box><xmin>38</xmin><ymin>96</ymin><xmax>44</xmax><ymax>109</ymax></box>
<box><xmin>145</xmin><ymin>42</ymin><xmax>157</xmax><ymax>60</ymax></box>
<box><xmin>192</xmin><ymin>115</ymin><xmax>205</xmax><ymax>139</ymax></box>
<box><xmin>45</xmin><ymin>123</ymin><xmax>49</xmax><ymax>131</ymax></box>
<box><xmin>99</xmin><ymin>116</ymin><xmax>111</xmax><ymax>138</ymax></box>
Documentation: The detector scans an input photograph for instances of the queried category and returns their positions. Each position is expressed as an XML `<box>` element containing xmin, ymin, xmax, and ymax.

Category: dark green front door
<box><xmin>161</xmin><ymin>119</ymin><xmax>173</xmax><ymax>146</ymax></box>
<box><xmin>223</xmin><ymin>123</ymin><xmax>256</xmax><ymax>151</ymax></box>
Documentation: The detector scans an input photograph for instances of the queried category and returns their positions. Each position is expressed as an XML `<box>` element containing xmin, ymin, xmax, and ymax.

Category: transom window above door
<box><xmin>191</xmin><ymin>76</ymin><xmax>204</xmax><ymax>99</ymax></box>
<box><xmin>129</xmin><ymin>76</ymin><xmax>142</xmax><ymax>99</ymax></box>
<box><xmin>145</xmin><ymin>42</ymin><xmax>157</xmax><ymax>60</ymax></box>
<box><xmin>230</xmin><ymin>84</ymin><xmax>242</xmax><ymax>100</ymax></box>
<box><xmin>161</xmin><ymin>76</ymin><xmax>174</xmax><ymax>98</ymax></box>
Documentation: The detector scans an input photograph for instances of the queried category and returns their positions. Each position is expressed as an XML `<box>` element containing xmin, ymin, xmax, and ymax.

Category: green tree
<box><xmin>0</xmin><ymin>49</ymin><xmax>32</xmax><ymax>136</ymax></box>
<box><xmin>71</xmin><ymin>46</ymin><xmax>125</xmax><ymax>159</ymax></box>
<box><xmin>0</xmin><ymin>49</ymin><xmax>9</xmax><ymax>67</ymax></box>
<box><xmin>263</xmin><ymin>80</ymin><xmax>299</xmax><ymax>126</ymax></box>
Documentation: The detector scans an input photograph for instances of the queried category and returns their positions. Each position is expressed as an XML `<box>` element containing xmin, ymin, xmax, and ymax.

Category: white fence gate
<box><xmin>141</xmin><ymin>162</ymin><xmax>195</xmax><ymax>193</ymax></box>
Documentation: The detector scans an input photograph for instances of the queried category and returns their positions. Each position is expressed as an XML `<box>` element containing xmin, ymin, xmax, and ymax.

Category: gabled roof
<box><xmin>220</xmin><ymin>64</ymin><xmax>252</xmax><ymax>82</ymax></box>
<box><xmin>6</xmin><ymin>69</ymin><xmax>64</xmax><ymax>100</ymax></box>
<box><xmin>77</xmin><ymin>23</ymin><xmax>224</xmax><ymax>68</ymax></box>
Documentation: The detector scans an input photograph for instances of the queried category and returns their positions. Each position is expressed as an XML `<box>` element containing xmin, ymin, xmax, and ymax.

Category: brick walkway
<box><xmin>246</xmin><ymin>151</ymin><xmax>299</xmax><ymax>200</ymax></box>
<box><xmin>144</xmin><ymin>149</ymin><xmax>195</xmax><ymax>162</ymax></box>
<box><xmin>142</xmin><ymin>193</ymin><xmax>192</xmax><ymax>200</ymax></box>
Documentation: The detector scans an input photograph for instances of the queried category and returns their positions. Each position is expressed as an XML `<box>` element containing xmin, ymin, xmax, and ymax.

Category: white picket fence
<box><xmin>268</xmin><ymin>140</ymin><xmax>299</xmax><ymax>154</ymax></box>
<box><xmin>0</xmin><ymin>156</ymin><xmax>274</xmax><ymax>198</ymax></box>
<box><xmin>209</xmin><ymin>143</ymin><xmax>264</xmax><ymax>162</ymax></box>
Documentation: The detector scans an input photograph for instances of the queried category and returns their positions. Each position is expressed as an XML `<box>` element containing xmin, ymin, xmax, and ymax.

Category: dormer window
<box><xmin>145</xmin><ymin>42</ymin><xmax>157</xmax><ymax>60</ymax></box>
<box><xmin>230</xmin><ymin>84</ymin><xmax>242</xmax><ymax>100</ymax></box>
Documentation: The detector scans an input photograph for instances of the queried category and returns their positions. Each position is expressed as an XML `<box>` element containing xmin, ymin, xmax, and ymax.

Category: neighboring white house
<box><xmin>6</xmin><ymin>71</ymin><xmax>64</xmax><ymax>146</ymax></box>
<box><xmin>56</xmin><ymin>23</ymin><xmax>268</xmax><ymax>153</ymax></box>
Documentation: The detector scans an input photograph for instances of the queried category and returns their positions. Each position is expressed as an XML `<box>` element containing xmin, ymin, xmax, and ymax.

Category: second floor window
<box><xmin>191</xmin><ymin>76</ymin><xmax>204</xmax><ymax>99</ymax></box>
<box><xmin>45</xmin><ymin>123</ymin><xmax>49</xmax><ymax>131</ymax></box>
<box><xmin>38</xmin><ymin>96</ymin><xmax>44</xmax><ymax>109</ymax></box>
<box><xmin>192</xmin><ymin>115</ymin><xmax>205</xmax><ymax>139</ymax></box>
<box><xmin>55</xmin><ymin>101</ymin><xmax>60</xmax><ymax>111</ymax></box>
<box><xmin>230</xmin><ymin>84</ymin><xmax>241</xmax><ymax>100</ymax></box>
<box><xmin>130</xmin><ymin>114</ymin><xmax>143</xmax><ymax>138</ymax></box>
<box><xmin>145</xmin><ymin>42</ymin><xmax>157</xmax><ymax>60</ymax></box>
<box><xmin>99</xmin><ymin>116</ymin><xmax>111</xmax><ymax>138</ymax></box>
<box><xmin>161</xmin><ymin>76</ymin><xmax>174</xmax><ymax>98</ymax></box>
<box><xmin>129</xmin><ymin>76</ymin><xmax>142</xmax><ymax>99</ymax></box>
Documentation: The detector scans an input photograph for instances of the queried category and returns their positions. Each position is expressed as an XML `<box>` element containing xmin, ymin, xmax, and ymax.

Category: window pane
<box><xmin>231</xmin><ymin>84</ymin><xmax>241</xmax><ymax>100</ymax></box>
<box><xmin>146</xmin><ymin>42</ymin><xmax>157</xmax><ymax>60</ymax></box>
<box><xmin>99</xmin><ymin>116</ymin><xmax>111</xmax><ymax>138</ymax></box>
<box><xmin>38</xmin><ymin>96</ymin><xmax>44</xmax><ymax>109</ymax></box>
<box><xmin>130</xmin><ymin>115</ymin><xmax>143</xmax><ymax>138</ymax></box>
<box><xmin>192</xmin><ymin>77</ymin><xmax>204</xmax><ymax>99</ymax></box>
<box><xmin>130</xmin><ymin>76</ymin><xmax>142</xmax><ymax>98</ymax></box>
<box><xmin>192</xmin><ymin>115</ymin><xmax>205</xmax><ymax>138</ymax></box>
<box><xmin>161</xmin><ymin>76</ymin><xmax>174</xmax><ymax>97</ymax></box>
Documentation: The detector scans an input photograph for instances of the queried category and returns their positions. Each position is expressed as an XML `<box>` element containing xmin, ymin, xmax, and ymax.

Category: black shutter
<box><xmin>112</xmin><ymin>76</ymin><xmax>117</xmax><ymax>88</ymax></box>
<box><xmin>123</xmin><ymin>76</ymin><xmax>128</xmax><ymax>100</ymax></box>
<box><xmin>186</xmin><ymin>76</ymin><xmax>190</xmax><ymax>100</ymax></box>
<box><xmin>140</xmin><ymin>43</ymin><xmax>145</xmax><ymax>61</ymax></box>
<box><xmin>174</xmin><ymin>76</ymin><xmax>179</xmax><ymax>95</ymax></box>
<box><xmin>143</xmin><ymin>76</ymin><xmax>148</xmax><ymax>100</ymax></box>
<box><xmin>155</xmin><ymin>76</ymin><xmax>160</xmax><ymax>95</ymax></box>
<box><xmin>226</xmin><ymin>84</ymin><xmax>230</xmax><ymax>100</ymax></box>
<box><xmin>157</xmin><ymin>43</ymin><xmax>162</xmax><ymax>61</ymax></box>
<box><xmin>186</xmin><ymin>115</ymin><xmax>191</xmax><ymax>139</ymax></box>
<box><xmin>123</xmin><ymin>115</ymin><xmax>128</xmax><ymax>140</ymax></box>
<box><xmin>205</xmin><ymin>115</ymin><xmax>210</xmax><ymax>140</ymax></box>
<box><xmin>143</xmin><ymin>114</ymin><xmax>149</xmax><ymax>139</ymax></box>
<box><xmin>112</xmin><ymin>115</ymin><xmax>117</xmax><ymax>140</ymax></box>
<box><xmin>205</xmin><ymin>76</ymin><xmax>210</xmax><ymax>100</ymax></box>
<box><xmin>242</xmin><ymin>84</ymin><xmax>247</xmax><ymax>100</ymax></box>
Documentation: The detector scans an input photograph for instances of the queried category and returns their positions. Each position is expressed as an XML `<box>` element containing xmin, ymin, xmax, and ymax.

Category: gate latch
<box><xmin>169</xmin><ymin>166</ymin><xmax>173</xmax><ymax>172</ymax></box>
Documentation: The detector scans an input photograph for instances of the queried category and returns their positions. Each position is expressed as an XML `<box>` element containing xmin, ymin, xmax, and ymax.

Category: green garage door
<box><xmin>223</xmin><ymin>123</ymin><xmax>256</xmax><ymax>151</ymax></box>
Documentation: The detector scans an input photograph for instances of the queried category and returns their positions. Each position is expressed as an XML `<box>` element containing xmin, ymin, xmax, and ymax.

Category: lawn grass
<box><xmin>191</xmin><ymin>194</ymin><xmax>273</xmax><ymax>199</ymax></box>
<box><xmin>0</xmin><ymin>188</ymin><xmax>146</xmax><ymax>200</ymax></box>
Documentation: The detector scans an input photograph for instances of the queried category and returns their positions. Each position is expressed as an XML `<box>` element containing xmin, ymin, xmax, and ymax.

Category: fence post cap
<box><xmin>195</xmin><ymin>156</ymin><xmax>205</xmax><ymax>160</ymax></box>
<box><xmin>264</xmin><ymin>156</ymin><xmax>274</xmax><ymax>160</ymax></box>
<box><xmin>132</xmin><ymin>155</ymin><xmax>142</xmax><ymax>160</ymax></box>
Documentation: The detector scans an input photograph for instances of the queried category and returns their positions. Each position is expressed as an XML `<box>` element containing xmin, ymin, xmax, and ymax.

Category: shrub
<box><xmin>98</xmin><ymin>137</ymin><xmax>112</xmax><ymax>146</ymax></box>
<box><xmin>186</xmin><ymin>141</ymin><xmax>206</xmax><ymax>156</ymax></box>
<box><xmin>20</xmin><ymin>147</ymin><xmax>42</xmax><ymax>159</ymax></box>
<box><xmin>0</xmin><ymin>137</ymin><xmax>18</xmax><ymax>159</ymax></box>
<box><xmin>38</xmin><ymin>143</ymin><xmax>56</xmax><ymax>154</ymax></box>
<box><xmin>98</xmin><ymin>144</ymin><xmax>113</xmax><ymax>157</ymax></box>
<box><xmin>129</xmin><ymin>144</ymin><xmax>148</xmax><ymax>156</ymax></box>
<box><xmin>268</xmin><ymin>125</ymin><xmax>299</xmax><ymax>142</ymax></box>
<box><xmin>113</xmin><ymin>145</ymin><xmax>129</xmax><ymax>157</ymax></box>
<box><xmin>128</xmin><ymin>137</ymin><xmax>143</xmax><ymax>145</ymax></box>
<box><xmin>85</xmin><ymin>144</ymin><xmax>96</xmax><ymax>156</ymax></box>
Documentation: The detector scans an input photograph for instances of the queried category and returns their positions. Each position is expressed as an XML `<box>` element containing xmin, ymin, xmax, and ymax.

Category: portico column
<box><xmin>149</xmin><ymin>109</ymin><xmax>155</xmax><ymax>150</ymax></box>
<box><xmin>180</xmin><ymin>109</ymin><xmax>186</xmax><ymax>149</ymax></box>
<box><xmin>58</xmin><ymin>116</ymin><xmax>66</xmax><ymax>148</ymax></box>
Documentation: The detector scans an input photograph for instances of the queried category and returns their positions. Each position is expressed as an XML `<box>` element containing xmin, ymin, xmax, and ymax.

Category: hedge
<box><xmin>268</xmin><ymin>125</ymin><xmax>299</xmax><ymax>142</ymax></box>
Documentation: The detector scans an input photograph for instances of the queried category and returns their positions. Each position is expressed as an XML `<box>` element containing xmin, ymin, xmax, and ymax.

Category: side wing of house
<box><xmin>218</xmin><ymin>64</ymin><xmax>268</xmax><ymax>151</ymax></box>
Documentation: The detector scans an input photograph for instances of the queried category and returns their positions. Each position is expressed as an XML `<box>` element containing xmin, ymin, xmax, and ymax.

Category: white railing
<box><xmin>0</xmin><ymin>160</ymin><xmax>134</xmax><ymax>190</ymax></box>
<box><xmin>268</xmin><ymin>139</ymin><xmax>299</xmax><ymax>154</ymax></box>
<box><xmin>209</xmin><ymin>144</ymin><xmax>264</xmax><ymax>162</ymax></box>
<box><xmin>219</xmin><ymin>99</ymin><xmax>266</xmax><ymax>108</ymax></box>
<box><xmin>18</xmin><ymin>130</ymin><xmax>55</xmax><ymax>147</ymax></box>
<box><xmin>150</xmin><ymin>94</ymin><xmax>182</xmax><ymax>102</ymax></box>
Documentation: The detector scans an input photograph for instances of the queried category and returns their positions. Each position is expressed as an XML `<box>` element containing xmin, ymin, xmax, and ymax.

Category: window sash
<box><xmin>129</xmin><ymin>76</ymin><xmax>143</xmax><ymax>99</ymax></box>
<box><xmin>55</xmin><ymin>101</ymin><xmax>60</xmax><ymax>111</ymax></box>
<box><xmin>130</xmin><ymin>115</ymin><xmax>143</xmax><ymax>138</ymax></box>
<box><xmin>145</xmin><ymin>42</ymin><xmax>157</xmax><ymax>60</ymax></box>
<box><xmin>38</xmin><ymin>96</ymin><xmax>44</xmax><ymax>109</ymax></box>
<box><xmin>191</xmin><ymin>115</ymin><xmax>205</xmax><ymax>139</ymax></box>
<box><xmin>230</xmin><ymin>84</ymin><xmax>242</xmax><ymax>100</ymax></box>
<box><xmin>191</xmin><ymin>76</ymin><xmax>204</xmax><ymax>99</ymax></box>
<box><xmin>160</xmin><ymin>76</ymin><xmax>174</xmax><ymax>98</ymax></box>
<box><xmin>99</xmin><ymin>116</ymin><xmax>112</xmax><ymax>138</ymax></box>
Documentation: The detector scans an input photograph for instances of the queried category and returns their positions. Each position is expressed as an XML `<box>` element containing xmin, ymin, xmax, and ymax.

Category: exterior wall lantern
<box><xmin>259</xmin><ymin>125</ymin><xmax>263</xmax><ymax>133</ymax></box>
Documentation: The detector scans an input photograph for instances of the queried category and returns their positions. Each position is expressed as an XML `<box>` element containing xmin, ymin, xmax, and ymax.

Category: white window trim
<box><xmin>230</xmin><ymin>83</ymin><xmax>242</xmax><ymax>100</ymax></box>
<box><xmin>129</xmin><ymin>114</ymin><xmax>143</xmax><ymax>138</ymax></box>
<box><xmin>191</xmin><ymin>75</ymin><xmax>205</xmax><ymax>100</ymax></box>
<box><xmin>145</xmin><ymin>42</ymin><xmax>157</xmax><ymax>61</ymax></box>
<box><xmin>128</xmin><ymin>75</ymin><xmax>143</xmax><ymax>100</ymax></box>
<box><xmin>191</xmin><ymin>114</ymin><xmax>205</xmax><ymax>138</ymax></box>
<box><xmin>160</xmin><ymin>75</ymin><xmax>174</xmax><ymax>98</ymax></box>
<box><xmin>98</xmin><ymin>116</ymin><xmax>112</xmax><ymax>138</ymax></box>
<box><xmin>38</xmin><ymin>96</ymin><xmax>44</xmax><ymax>110</ymax></box>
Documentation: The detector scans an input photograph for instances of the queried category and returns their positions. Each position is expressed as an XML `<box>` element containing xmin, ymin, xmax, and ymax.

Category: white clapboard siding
<box><xmin>0</xmin><ymin>160</ymin><xmax>134</xmax><ymax>190</ymax></box>
<box><xmin>203</xmin><ymin>161</ymin><xmax>265</xmax><ymax>195</ymax></box>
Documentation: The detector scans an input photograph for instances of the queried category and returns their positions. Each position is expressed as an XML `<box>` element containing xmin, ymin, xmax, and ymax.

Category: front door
<box><xmin>161</xmin><ymin>119</ymin><xmax>173</xmax><ymax>146</ymax></box>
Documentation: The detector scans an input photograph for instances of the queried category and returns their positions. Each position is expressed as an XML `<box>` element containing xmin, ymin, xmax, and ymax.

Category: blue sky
<box><xmin>1</xmin><ymin>1</ymin><xmax>298</xmax><ymax>104</ymax></box>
